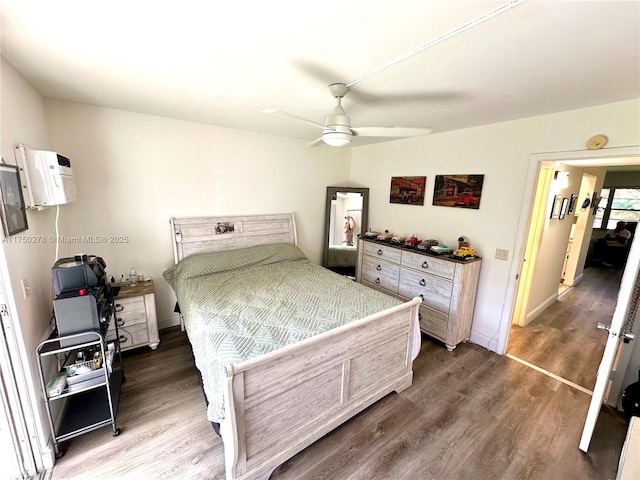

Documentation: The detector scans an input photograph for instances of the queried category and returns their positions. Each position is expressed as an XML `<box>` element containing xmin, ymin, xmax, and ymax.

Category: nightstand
<box><xmin>108</xmin><ymin>280</ymin><xmax>159</xmax><ymax>351</ymax></box>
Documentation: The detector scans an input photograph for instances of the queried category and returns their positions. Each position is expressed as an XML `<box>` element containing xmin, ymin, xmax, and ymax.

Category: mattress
<box><xmin>164</xmin><ymin>243</ymin><xmax>419</xmax><ymax>423</ymax></box>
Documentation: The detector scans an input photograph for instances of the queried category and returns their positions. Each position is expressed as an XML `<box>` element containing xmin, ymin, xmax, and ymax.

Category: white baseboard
<box><xmin>469</xmin><ymin>331</ymin><xmax>499</xmax><ymax>353</ymax></box>
<box><xmin>523</xmin><ymin>292</ymin><xmax>558</xmax><ymax>327</ymax></box>
<box><xmin>158</xmin><ymin>313</ymin><xmax>181</xmax><ymax>331</ymax></box>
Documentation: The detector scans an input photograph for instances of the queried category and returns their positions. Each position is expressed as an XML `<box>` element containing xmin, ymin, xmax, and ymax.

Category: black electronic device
<box><xmin>52</xmin><ymin>255</ymin><xmax>106</xmax><ymax>296</ymax></box>
<box><xmin>53</xmin><ymin>291</ymin><xmax>110</xmax><ymax>347</ymax></box>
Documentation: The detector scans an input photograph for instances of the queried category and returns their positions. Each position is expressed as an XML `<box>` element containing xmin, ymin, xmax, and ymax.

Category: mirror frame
<box><xmin>322</xmin><ymin>186</ymin><xmax>369</xmax><ymax>270</ymax></box>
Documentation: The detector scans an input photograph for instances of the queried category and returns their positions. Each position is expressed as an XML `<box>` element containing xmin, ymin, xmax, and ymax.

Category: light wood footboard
<box><xmin>219</xmin><ymin>297</ymin><xmax>421</xmax><ymax>480</ymax></box>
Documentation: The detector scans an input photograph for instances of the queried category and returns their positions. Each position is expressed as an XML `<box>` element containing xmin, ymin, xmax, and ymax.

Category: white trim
<box><xmin>523</xmin><ymin>293</ymin><xmax>558</xmax><ymax>326</ymax></box>
<box><xmin>157</xmin><ymin>313</ymin><xmax>181</xmax><ymax>331</ymax></box>
<box><xmin>506</xmin><ymin>354</ymin><xmax>593</xmax><ymax>396</ymax></box>
<box><xmin>0</xmin><ymin>249</ymin><xmax>44</xmax><ymax>475</ymax></box>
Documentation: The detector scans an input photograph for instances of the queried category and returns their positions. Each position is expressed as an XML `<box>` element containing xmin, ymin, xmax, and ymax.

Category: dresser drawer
<box><xmin>361</xmin><ymin>256</ymin><xmax>400</xmax><ymax>292</ymax></box>
<box><xmin>363</xmin><ymin>241</ymin><xmax>402</xmax><ymax>263</ymax></box>
<box><xmin>398</xmin><ymin>267</ymin><xmax>452</xmax><ymax>313</ymax></box>
<box><xmin>418</xmin><ymin>304</ymin><xmax>449</xmax><ymax>341</ymax></box>
<box><xmin>401</xmin><ymin>251</ymin><xmax>456</xmax><ymax>280</ymax></box>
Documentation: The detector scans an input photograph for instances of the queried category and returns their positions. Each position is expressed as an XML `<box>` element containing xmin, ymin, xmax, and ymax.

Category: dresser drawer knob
<box><xmin>419</xmin><ymin>294</ymin><xmax>424</xmax><ymax>300</ymax></box>
<box><xmin>117</xmin><ymin>318</ymin><xmax>124</xmax><ymax>327</ymax></box>
<box><xmin>376</xmin><ymin>265</ymin><xmax>382</xmax><ymax>271</ymax></box>
<box><xmin>418</xmin><ymin>312</ymin><xmax>423</xmax><ymax>320</ymax></box>
<box><xmin>419</xmin><ymin>279</ymin><xmax>426</xmax><ymax>286</ymax></box>
<box><xmin>422</xmin><ymin>261</ymin><xmax>429</xmax><ymax>269</ymax></box>
<box><xmin>119</xmin><ymin>335</ymin><xmax>128</xmax><ymax>344</ymax></box>
<box><xmin>375</xmin><ymin>278</ymin><xmax>381</xmax><ymax>284</ymax></box>
<box><xmin>115</xmin><ymin>304</ymin><xmax>124</xmax><ymax>313</ymax></box>
<box><xmin>377</xmin><ymin>249</ymin><xmax>383</xmax><ymax>255</ymax></box>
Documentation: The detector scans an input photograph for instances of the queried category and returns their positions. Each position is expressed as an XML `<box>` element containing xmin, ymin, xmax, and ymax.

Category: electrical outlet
<box><xmin>495</xmin><ymin>248</ymin><xmax>509</xmax><ymax>261</ymax></box>
<box><xmin>21</xmin><ymin>277</ymin><xmax>31</xmax><ymax>298</ymax></box>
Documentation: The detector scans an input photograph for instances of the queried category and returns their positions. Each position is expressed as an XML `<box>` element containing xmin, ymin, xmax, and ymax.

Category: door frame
<box><xmin>496</xmin><ymin>145</ymin><xmax>640</xmax><ymax>355</ymax></box>
<box><xmin>511</xmin><ymin>165</ymin><xmax>552</xmax><ymax>327</ymax></box>
<box><xmin>0</xmin><ymin>248</ymin><xmax>41</xmax><ymax>477</ymax></box>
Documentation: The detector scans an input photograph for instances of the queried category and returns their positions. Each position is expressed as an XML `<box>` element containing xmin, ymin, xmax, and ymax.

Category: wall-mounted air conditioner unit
<box><xmin>14</xmin><ymin>144</ymin><xmax>77</xmax><ymax>208</ymax></box>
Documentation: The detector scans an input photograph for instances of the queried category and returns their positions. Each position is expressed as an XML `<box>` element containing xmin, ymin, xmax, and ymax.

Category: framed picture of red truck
<box><xmin>432</xmin><ymin>174</ymin><xmax>484</xmax><ymax>209</ymax></box>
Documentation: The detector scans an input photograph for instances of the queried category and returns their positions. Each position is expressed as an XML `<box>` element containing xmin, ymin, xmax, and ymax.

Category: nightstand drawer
<box><xmin>398</xmin><ymin>267</ymin><xmax>452</xmax><ymax>313</ymax></box>
<box><xmin>363</xmin><ymin>241</ymin><xmax>402</xmax><ymax>263</ymax></box>
<box><xmin>113</xmin><ymin>296</ymin><xmax>146</xmax><ymax>327</ymax></box>
<box><xmin>107</xmin><ymin>323</ymin><xmax>149</xmax><ymax>350</ymax></box>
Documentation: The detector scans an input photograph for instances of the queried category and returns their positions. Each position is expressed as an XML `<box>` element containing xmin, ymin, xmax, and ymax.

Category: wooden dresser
<box><xmin>108</xmin><ymin>280</ymin><xmax>160</xmax><ymax>351</ymax></box>
<box><xmin>356</xmin><ymin>238</ymin><xmax>481</xmax><ymax>351</ymax></box>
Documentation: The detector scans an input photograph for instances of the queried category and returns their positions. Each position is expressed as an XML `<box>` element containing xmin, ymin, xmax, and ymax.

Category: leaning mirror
<box><xmin>322</xmin><ymin>186</ymin><xmax>369</xmax><ymax>276</ymax></box>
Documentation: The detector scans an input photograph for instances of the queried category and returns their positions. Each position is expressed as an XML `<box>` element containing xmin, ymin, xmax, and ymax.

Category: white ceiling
<box><xmin>1</xmin><ymin>1</ymin><xmax>639</xmax><ymax>147</ymax></box>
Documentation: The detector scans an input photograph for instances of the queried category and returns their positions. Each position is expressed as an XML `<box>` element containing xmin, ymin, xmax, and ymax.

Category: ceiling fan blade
<box><xmin>262</xmin><ymin>109</ymin><xmax>330</xmax><ymax>131</ymax></box>
<box><xmin>351</xmin><ymin>127</ymin><xmax>431</xmax><ymax>138</ymax></box>
<box><xmin>306</xmin><ymin>137</ymin><xmax>324</xmax><ymax>147</ymax></box>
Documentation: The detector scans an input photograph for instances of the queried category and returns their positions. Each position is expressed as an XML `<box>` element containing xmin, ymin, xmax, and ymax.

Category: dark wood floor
<box><xmin>50</xmin><ymin>322</ymin><xmax>629</xmax><ymax>480</ymax></box>
<box><xmin>507</xmin><ymin>265</ymin><xmax>623</xmax><ymax>391</ymax></box>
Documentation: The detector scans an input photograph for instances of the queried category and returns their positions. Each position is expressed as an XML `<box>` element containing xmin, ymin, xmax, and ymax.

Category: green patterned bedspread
<box><xmin>164</xmin><ymin>243</ymin><xmax>403</xmax><ymax>423</ymax></box>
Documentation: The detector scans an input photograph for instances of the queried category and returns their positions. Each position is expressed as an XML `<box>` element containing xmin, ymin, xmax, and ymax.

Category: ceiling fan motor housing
<box><xmin>323</xmin><ymin>111</ymin><xmax>352</xmax><ymax>146</ymax></box>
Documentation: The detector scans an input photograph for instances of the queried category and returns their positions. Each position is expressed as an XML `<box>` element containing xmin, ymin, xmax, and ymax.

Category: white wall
<box><xmin>43</xmin><ymin>100</ymin><xmax>352</xmax><ymax>328</ymax></box>
<box><xmin>0</xmin><ymin>58</ymin><xmax>57</xmax><ymax>469</ymax></box>
<box><xmin>526</xmin><ymin>165</ymin><xmax>606</xmax><ymax>317</ymax></box>
<box><xmin>350</xmin><ymin>99</ymin><xmax>640</xmax><ymax>351</ymax></box>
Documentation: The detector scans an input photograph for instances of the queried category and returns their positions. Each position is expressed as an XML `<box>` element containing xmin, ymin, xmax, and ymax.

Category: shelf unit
<box><xmin>36</xmin><ymin>315</ymin><xmax>124</xmax><ymax>457</ymax></box>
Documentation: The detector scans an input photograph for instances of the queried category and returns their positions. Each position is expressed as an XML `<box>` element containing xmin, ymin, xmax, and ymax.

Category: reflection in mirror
<box><xmin>323</xmin><ymin>186</ymin><xmax>369</xmax><ymax>277</ymax></box>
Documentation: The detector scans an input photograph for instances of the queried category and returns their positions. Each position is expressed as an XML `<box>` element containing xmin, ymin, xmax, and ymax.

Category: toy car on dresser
<box><xmin>416</xmin><ymin>239</ymin><xmax>439</xmax><ymax>252</ymax></box>
<box><xmin>452</xmin><ymin>246</ymin><xmax>477</xmax><ymax>258</ymax></box>
<box><xmin>404</xmin><ymin>235</ymin><xmax>422</xmax><ymax>248</ymax></box>
<box><xmin>391</xmin><ymin>234</ymin><xmax>406</xmax><ymax>245</ymax></box>
<box><xmin>376</xmin><ymin>231</ymin><xmax>394</xmax><ymax>242</ymax></box>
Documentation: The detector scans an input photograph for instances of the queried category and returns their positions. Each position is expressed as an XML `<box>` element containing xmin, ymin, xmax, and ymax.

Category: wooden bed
<box><xmin>169</xmin><ymin>213</ymin><xmax>421</xmax><ymax>480</ymax></box>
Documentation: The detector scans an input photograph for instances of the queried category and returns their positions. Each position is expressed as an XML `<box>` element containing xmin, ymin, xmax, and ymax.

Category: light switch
<box><xmin>495</xmin><ymin>249</ymin><xmax>509</xmax><ymax>261</ymax></box>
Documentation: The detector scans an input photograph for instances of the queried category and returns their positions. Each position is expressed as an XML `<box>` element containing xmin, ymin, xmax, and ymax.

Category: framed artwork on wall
<box><xmin>559</xmin><ymin>197</ymin><xmax>569</xmax><ymax>219</ymax></box>
<box><xmin>432</xmin><ymin>174</ymin><xmax>484</xmax><ymax>209</ymax></box>
<box><xmin>568</xmin><ymin>194</ymin><xmax>578</xmax><ymax>215</ymax></box>
<box><xmin>550</xmin><ymin>194</ymin><xmax>562</xmax><ymax>219</ymax></box>
<box><xmin>0</xmin><ymin>164</ymin><xmax>28</xmax><ymax>236</ymax></box>
<box><xmin>390</xmin><ymin>176</ymin><xmax>426</xmax><ymax>205</ymax></box>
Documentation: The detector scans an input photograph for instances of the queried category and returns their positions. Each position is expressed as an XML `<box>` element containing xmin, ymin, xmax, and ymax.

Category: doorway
<box><xmin>504</xmin><ymin>148</ymin><xmax>640</xmax><ymax>402</ymax></box>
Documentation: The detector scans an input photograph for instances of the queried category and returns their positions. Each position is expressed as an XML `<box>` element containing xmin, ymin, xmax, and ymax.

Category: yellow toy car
<box><xmin>453</xmin><ymin>246</ymin><xmax>477</xmax><ymax>258</ymax></box>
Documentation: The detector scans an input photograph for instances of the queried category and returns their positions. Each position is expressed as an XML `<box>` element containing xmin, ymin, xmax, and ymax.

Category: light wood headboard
<box><xmin>170</xmin><ymin>213</ymin><xmax>297</xmax><ymax>262</ymax></box>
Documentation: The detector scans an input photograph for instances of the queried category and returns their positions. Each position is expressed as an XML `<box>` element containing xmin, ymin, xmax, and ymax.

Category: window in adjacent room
<box><xmin>593</xmin><ymin>188</ymin><xmax>640</xmax><ymax>229</ymax></box>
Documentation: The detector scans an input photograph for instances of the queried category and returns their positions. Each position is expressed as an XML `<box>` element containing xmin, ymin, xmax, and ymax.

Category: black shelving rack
<box><xmin>36</xmin><ymin>301</ymin><xmax>125</xmax><ymax>458</ymax></box>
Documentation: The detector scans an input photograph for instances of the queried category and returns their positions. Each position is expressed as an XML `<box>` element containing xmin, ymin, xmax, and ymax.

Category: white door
<box><xmin>580</xmin><ymin>234</ymin><xmax>640</xmax><ymax>452</ymax></box>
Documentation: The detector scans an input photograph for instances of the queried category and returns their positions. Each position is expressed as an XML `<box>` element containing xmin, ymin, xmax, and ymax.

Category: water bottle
<box><xmin>129</xmin><ymin>267</ymin><xmax>137</xmax><ymax>285</ymax></box>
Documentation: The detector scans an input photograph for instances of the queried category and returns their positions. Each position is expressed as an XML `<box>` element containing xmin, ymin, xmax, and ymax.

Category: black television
<box><xmin>51</xmin><ymin>256</ymin><xmax>106</xmax><ymax>296</ymax></box>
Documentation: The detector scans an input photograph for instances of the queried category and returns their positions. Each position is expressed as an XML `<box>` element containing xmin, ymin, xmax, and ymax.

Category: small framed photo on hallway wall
<box><xmin>559</xmin><ymin>197</ymin><xmax>569</xmax><ymax>220</ymax></box>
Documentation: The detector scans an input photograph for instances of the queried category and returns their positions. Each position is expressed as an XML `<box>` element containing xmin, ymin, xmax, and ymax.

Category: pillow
<box><xmin>163</xmin><ymin>242</ymin><xmax>307</xmax><ymax>287</ymax></box>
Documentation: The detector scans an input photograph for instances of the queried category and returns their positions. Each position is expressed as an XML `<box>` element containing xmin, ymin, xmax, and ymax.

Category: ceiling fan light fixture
<box><xmin>322</xmin><ymin>130</ymin><xmax>352</xmax><ymax>147</ymax></box>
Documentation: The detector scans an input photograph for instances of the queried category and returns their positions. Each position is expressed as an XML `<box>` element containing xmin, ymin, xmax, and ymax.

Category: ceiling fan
<box><xmin>264</xmin><ymin>1</ymin><xmax>525</xmax><ymax>147</ymax></box>
<box><xmin>264</xmin><ymin>83</ymin><xmax>431</xmax><ymax>147</ymax></box>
